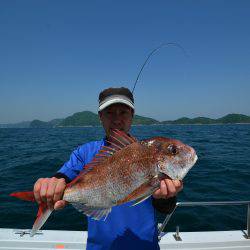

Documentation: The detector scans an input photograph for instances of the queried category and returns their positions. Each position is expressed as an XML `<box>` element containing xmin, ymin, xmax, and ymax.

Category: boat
<box><xmin>1</xmin><ymin>201</ymin><xmax>249</xmax><ymax>250</ymax></box>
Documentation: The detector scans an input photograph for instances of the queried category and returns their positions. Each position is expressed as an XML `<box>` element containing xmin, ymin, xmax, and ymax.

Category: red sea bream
<box><xmin>10</xmin><ymin>129</ymin><xmax>198</xmax><ymax>236</ymax></box>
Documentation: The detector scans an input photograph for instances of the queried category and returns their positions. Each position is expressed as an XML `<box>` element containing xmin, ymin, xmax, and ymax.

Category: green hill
<box><xmin>57</xmin><ymin>112</ymin><xmax>159</xmax><ymax>127</ymax></box>
<box><xmin>132</xmin><ymin>115</ymin><xmax>159</xmax><ymax>125</ymax></box>
<box><xmin>6</xmin><ymin>112</ymin><xmax>250</xmax><ymax>128</ymax></box>
<box><xmin>161</xmin><ymin>114</ymin><xmax>250</xmax><ymax>125</ymax></box>
<box><xmin>30</xmin><ymin>120</ymin><xmax>52</xmax><ymax>128</ymax></box>
<box><xmin>217</xmin><ymin>114</ymin><xmax>250</xmax><ymax>124</ymax></box>
<box><xmin>171</xmin><ymin>117</ymin><xmax>192</xmax><ymax>124</ymax></box>
<box><xmin>30</xmin><ymin>119</ymin><xmax>63</xmax><ymax>128</ymax></box>
<box><xmin>191</xmin><ymin>117</ymin><xmax>215</xmax><ymax>124</ymax></box>
<box><xmin>55</xmin><ymin>111</ymin><xmax>160</xmax><ymax>127</ymax></box>
<box><xmin>57</xmin><ymin>111</ymin><xmax>99</xmax><ymax>127</ymax></box>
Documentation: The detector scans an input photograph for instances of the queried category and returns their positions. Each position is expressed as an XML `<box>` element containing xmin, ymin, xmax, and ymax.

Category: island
<box><xmin>1</xmin><ymin>113</ymin><xmax>250</xmax><ymax>128</ymax></box>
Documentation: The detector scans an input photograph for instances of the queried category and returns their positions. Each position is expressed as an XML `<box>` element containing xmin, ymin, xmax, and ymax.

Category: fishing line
<box><xmin>131</xmin><ymin>42</ymin><xmax>189</xmax><ymax>94</ymax></box>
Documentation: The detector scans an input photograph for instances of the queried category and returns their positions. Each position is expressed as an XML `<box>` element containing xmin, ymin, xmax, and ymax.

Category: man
<box><xmin>34</xmin><ymin>87</ymin><xmax>183</xmax><ymax>250</ymax></box>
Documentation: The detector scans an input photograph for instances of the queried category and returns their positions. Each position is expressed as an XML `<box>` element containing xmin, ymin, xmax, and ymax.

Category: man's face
<box><xmin>99</xmin><ymin>103</ymin><xmax>134</xmax><ymax>137</ymax></box>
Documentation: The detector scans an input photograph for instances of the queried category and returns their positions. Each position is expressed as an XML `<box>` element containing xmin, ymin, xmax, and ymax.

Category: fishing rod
<box><xmin>131</xmin><ymin>42</ymin><xmax>189</xmax><ymax>94</ymax></box>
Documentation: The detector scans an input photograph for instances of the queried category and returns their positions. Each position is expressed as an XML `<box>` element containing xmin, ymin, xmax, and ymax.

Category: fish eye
<box><xmin>167</xmin><ymin>144</ymin><xmax>178</xmax><ymax>155</ymax></box>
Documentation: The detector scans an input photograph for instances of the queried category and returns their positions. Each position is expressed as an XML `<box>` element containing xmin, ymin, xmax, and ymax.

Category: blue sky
<box><xmin>0</xmin><ymin>1</ymin><xmax>249</xmax><ymax>123</ymax></box>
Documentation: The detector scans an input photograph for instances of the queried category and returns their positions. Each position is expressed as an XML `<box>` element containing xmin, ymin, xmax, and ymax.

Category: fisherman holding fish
<box><xmin>12</xmin><ymin>87</ymin><xmax>197</xmax><ymax>250</ymax></box>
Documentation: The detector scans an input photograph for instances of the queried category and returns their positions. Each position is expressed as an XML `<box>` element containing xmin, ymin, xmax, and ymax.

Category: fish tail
<box><xmin>30</xmin><ymin>203</ymin><xmax>53</xmax><ymax>236</ymax></box>
<box><xmin>10</xmin><ymin>191</ymin><xmax>36</xmax><ymax>202</ymax></box>
<box><xmin>10</xmin><ymin>191</ymin><xmax>53</xmax><ymax>236</ymax></box>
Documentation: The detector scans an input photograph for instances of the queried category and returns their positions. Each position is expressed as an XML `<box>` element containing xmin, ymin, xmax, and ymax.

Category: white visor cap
<box><xmin>98</xmin><ymin>94</ymin><xmax>134</xmax><ymax>112</ymax></box>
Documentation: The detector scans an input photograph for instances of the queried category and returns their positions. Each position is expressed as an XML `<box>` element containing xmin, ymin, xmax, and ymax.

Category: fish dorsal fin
<box><xmin>67</xmin><ymin>130</ymin><xmax>137</xmax><ymax>188</ymax></box>
<box><xmin>66</xmin><ymin>166</ymin><xmax>94</xmax><ymax>187</ymax></box>
<box><xmin>67</xmin><ymin>151</ymin><xmax>112</xmax><ymax>188</ymax></box>
<box><xmin>89</xmin><ymin>130</ymin><xmax>137</xmax><ymax>163</ymax></box>
<box><xmin>106</xmin><ymin>129</ymin><xmax>137</xmax><ymax>150</ymax></box>
<box><xmin>112</xmin><ymin>129</ymin><xmax>137</xmax><ymax>144</ymax></box>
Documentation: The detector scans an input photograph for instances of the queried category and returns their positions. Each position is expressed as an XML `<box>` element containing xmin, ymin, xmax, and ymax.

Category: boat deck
<box><xmin>0</xmin><ymin>228</ymin><xmax>249</xmax><ymax>250</ymax></box>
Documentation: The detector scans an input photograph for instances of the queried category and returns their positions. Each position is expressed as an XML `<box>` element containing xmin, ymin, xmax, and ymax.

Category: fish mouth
<box><xmin>158</xmin><ymin>173</ymin><xmax>172</xmax><ymax>180</ymax></box>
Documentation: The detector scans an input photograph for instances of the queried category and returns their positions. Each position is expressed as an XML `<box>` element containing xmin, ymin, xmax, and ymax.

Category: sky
<box><xmin>0</xmin><ymin>0</ymin><xmax>250</xmax><ymax>123</ymax></box>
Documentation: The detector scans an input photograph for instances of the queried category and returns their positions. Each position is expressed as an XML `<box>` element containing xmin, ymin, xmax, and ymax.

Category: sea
<box><xmin>0</xmin><ymin>124</ymin><xmax>249</xmax><ymax>233</ymax></box>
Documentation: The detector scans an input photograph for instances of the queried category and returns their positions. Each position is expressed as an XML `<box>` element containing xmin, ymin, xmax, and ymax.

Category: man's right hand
<box><xmin>33</xmin><ymin>177</ymin><xmax>67</xmax><ymax>210</ymax></box>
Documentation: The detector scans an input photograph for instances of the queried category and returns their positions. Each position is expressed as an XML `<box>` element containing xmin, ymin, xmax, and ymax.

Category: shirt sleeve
<box><xmin>152</xmin><ymin>196</ymin><xmax>177</xmax><ymax>214</ymax></box>
<box><xmin>56</xmin><ymin>146</ymin><xmax>86</xmax><ymax>181</ymax></box>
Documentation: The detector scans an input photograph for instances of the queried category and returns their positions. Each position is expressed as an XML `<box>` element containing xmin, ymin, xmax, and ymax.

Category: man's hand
<box><xmin>153</xmin><ymin>178</ymin><xmax>183</xmax><ymax>199</ymax></box>
<box><xmin>33</xmin><ymin>177</ymin><xmax>67</xmax><ymax>210</ymax></box>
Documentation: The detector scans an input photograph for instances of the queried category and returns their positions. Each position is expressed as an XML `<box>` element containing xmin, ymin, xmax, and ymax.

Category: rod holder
<box><xmin>173</xmin><ymin>226</ymin><xmax>182</xmax><ymax>241</ymax></box>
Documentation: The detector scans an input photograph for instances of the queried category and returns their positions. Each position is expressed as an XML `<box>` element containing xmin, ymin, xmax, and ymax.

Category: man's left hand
<box><xmin>153</xmin><ymin>178</ymin><xmax>183</xmax><ymax>199</ymax></box>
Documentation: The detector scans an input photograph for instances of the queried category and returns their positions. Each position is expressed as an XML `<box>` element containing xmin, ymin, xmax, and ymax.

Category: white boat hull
<box><xmin>0</xmin><ymin>228</ymin><xmax>249</xmax><ymax>250</ymax></box>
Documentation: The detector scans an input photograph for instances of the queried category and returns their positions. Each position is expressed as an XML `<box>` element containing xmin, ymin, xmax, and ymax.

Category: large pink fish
<box><xmin>10</xmin><ymin>130</ymin><xmax>198</xmax><ymax>236</ymax></box>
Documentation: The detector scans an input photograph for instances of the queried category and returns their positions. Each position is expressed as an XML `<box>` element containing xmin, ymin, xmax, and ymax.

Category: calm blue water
<box><xmin>0</xmin><ymin>125</ymin><xmax>249</xmax><ymax>232</ymax></box>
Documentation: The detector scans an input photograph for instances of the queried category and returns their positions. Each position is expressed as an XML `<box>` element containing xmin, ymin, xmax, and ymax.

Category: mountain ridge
<box><xmin>1</xmin><ymin>113</ymin><xmax>250</xmax><ymax>128</ymax></box>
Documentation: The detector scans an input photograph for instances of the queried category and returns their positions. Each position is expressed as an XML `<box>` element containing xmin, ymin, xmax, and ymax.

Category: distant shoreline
<box><xmin>1</xmin><ymin>113</ymin><xmax>250</xmax><ymax>128</ymax></box>
<box><xmin>1</xmin><ymin>122</ymin><xmax>250</xmax><ymax>129</ymax></box>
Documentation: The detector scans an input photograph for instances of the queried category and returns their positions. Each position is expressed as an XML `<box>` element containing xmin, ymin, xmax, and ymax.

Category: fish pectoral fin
<box><xmin>130</xmin><ymin>178</ymin><xmax>160</xmax><ymax>206</ymax></box>
<box><xmin>71</xmin><ymin>203</ymin><xmax>111</xmax><ymax>221</ymax></box>
<box><xmin>131</xmin><ymin>194</ymin><xmax>152</xmax><ymax>206</ymax></box>
<box><xmin>116</xmin><ymin>175</ymin><xmax>161</xmax><ymax>206</ymax></box>
<box><xmin>131</xmin><ymin>187</ymin><xmax>158</xmax><ymax>207</ymax></box>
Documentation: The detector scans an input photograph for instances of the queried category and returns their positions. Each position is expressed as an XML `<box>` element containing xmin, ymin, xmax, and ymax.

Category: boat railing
<box><xmin>158</xmin><ymin>200</ymin><xmax>250</xmax><ymax>240</ymax></box>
